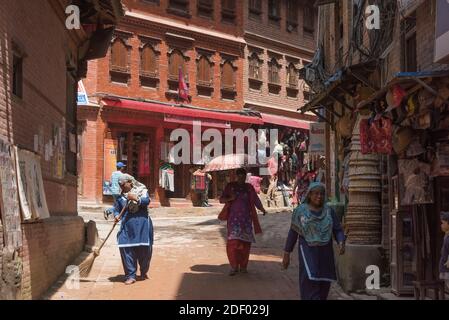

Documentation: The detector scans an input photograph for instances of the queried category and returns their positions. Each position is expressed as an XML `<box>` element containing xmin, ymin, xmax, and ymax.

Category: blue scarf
<box><xmin>291</xmin><ymin>182</ymin><xmax>333</xmax><ymax>246</ymax></box>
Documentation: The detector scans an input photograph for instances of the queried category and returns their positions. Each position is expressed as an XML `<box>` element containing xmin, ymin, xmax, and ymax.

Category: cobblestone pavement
<box><xmin>43</xmin><ymin>210</ymin><xmax>352</xmax><ymax>300</ymax></box>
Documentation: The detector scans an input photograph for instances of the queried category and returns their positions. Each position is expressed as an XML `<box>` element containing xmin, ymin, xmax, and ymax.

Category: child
<box><xmin>440</xmin><ymin>211</ymin><xmax>449</xmax><ymax>290</ymax></box>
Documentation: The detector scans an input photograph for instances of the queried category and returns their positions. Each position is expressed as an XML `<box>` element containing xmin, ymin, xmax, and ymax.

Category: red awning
<box><xmin>102</xmin><ymin>98</ymin><xmax>264</xmax><ymax>125</ymax></box>
<box><xmin>260</xmin><ymin>113</ymin><xmax>311</xmax><ymax>130</ymax></box>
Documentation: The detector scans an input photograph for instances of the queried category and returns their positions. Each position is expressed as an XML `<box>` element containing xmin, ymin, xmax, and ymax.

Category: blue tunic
<box><xmin>113</xmin><ymin>192</ymin><xmax>154</xmax><ymax>248</ymax></box>
<box><xmin>285</xmin><ymin>208</ymin><xmax>345</xmax><ymax>281</ymax></box>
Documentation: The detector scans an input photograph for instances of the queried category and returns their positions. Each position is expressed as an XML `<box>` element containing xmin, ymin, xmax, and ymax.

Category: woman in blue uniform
<box><xmin>282</xmin><ymin>182</ymin><xmax>345</xmax><ymax>300</ymax></box>
<box><xmin>114</xmin><ymin>174</ymin><xmax>154</xmax><ymax>285</ymax></box>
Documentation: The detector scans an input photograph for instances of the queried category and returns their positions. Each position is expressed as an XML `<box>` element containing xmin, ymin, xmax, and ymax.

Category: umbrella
<box><xmin>203</xmin><ymin>153</ymin><xmax>260</xmax><ymax>172</ymax></box>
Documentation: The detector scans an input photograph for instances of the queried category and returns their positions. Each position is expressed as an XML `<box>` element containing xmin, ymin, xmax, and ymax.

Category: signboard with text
<box><xmin>309</xmin><ymin>122</ymin><xmax>326</xmax><ymax>155</ymax></box>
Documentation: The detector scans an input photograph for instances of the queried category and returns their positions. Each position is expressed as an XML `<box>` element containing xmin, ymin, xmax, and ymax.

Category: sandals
<box><xmin>124</xmin><ymin>278</ymin><xmax>136</xmax><ymax>285</ymax></box>
<box><xmin>228</xmin><ymin>269</ymin><xmax>238</xmax><ymax>276</ymax></box>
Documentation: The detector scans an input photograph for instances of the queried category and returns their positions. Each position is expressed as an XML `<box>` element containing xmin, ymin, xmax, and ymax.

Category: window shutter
<box><xmin>141</xmin><ymin>46</ymin><xmax>157</xmax><ymax>75</ymax></box>
<box><xmin>222</xmin><ymin>62</ymin><xmax>234</xmax><ymax>89</ymax></box>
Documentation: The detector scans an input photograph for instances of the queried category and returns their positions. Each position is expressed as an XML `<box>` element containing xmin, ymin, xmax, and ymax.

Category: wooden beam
<box><xmin>348</xmin><ymin>69</ymin><xmax>380</xmax><ymax>91</ymax></box>
<box><xmin>329</xmin><ymin>93</ymin><xmax>354</xmax><ymax>111</ymax></box>
<box><xmin>310</xmin><ymin>109</ymin><xmax>335</xmax><ymax>130</ymax></box>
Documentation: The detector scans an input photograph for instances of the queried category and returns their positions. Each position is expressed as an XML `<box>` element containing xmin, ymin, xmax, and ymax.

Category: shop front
<box><xmin>357</xmin><ymin>70</ymin><xmax>449</xmax><ymax>298</ymax></box>
<box><xmin>78</xmin><ymin>96</ymin><xmax>265</xmax><ymax>207</ymax></box>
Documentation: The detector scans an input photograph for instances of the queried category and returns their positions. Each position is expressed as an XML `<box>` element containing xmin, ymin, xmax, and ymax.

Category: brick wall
<box><xmin>0</xmin><ymin>0</ymin><xmax>89</xmax><ymax>300</ymax></box>
<box><xmin>85</xmin><ymin>16</ymin><xmax>245</xmax><ymax>111</ymax></box>
<box><xmin>123</xmin><ymin>0</ymin><xmax>244</xmax><ymax>37</ymax></box>
<box><xmin>0</xmin><ymin>0</ymin><xmax>78</xmax><ymax>216</ymax></box>
<box><xmin>243</xmin><ymin>0</ymin><xmax>317</xmax><ymax>50</ymax></box>
<box><xmin>20</xmin><ymin>217</ymin><xmax>85</xmax><ymax>300</ymax></box>
<box><xmin>242</xmin><ymin>1</ymin><xmax>316</xmax><ymax>114</ymax></box>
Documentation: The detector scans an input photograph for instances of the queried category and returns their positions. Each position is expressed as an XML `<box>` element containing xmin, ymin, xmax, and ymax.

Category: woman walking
<box><xmin>220</xmin><ymin>168</ymin><xmax>267</xmax><ymax>276</ymax></box>
<box><xmin>113</xmin><ymin>174</ymin><xmax>154</xmax><ymax>285</ymax></box>
<box><xmin>282</xmin><ymin>182</ymin><xmax>345</xmax><ymax>299</ymax></box>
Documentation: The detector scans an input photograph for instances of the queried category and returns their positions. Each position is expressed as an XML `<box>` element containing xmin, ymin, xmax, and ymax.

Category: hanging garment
<box><xmin>360</xmin><ymin>118</ymin><xmax>392</xmax><ymax>154</ymax></box>
<box><xmin>193</xmin><ymin>170</ymin><xmax>206</xmax><ymax>191</ymax></box>
<box><xmin>159</xmin><ymin>166</ymin><xmax>175</xmax><ymax>192</ymax></box>
<box><xmin>138</xmin><ymin>142</ymin><xmax>150</xmax><ymax>177</ymax></box>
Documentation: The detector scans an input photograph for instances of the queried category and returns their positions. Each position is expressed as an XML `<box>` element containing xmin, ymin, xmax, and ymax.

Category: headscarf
<box><xmin>118</xmin><ymin>174</ymin><xmax>149</xmax><ymax>213</ymax></box>
<box><xmin>291</xmin><ymin>182</ymin><xmax>333</xmax><ymax>246</ymax></box>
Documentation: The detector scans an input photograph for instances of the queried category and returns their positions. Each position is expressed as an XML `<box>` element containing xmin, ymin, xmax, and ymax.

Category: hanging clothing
<box><xmin>159</xmin><ymin>166</ymin><xmax>174</xmax><ymax>192</ymax></box>
<box><xmin>248</xmin><ymin>175</ymin><xmax>263</xmax><ymax>194</ymax></box>
<box><xmin>193</xmin><ymin>170</ymin><xmax>206</xmax><ymax>191</ymax></box>
<box><xmin>110</xmin><ymin>170</ymin><xmax>123</xmax><ymax>195</ymax></box>
<box><xmin>138</xmin><ymin>142</ymin><xmax>150</xmax><ymax>177</ymax></box>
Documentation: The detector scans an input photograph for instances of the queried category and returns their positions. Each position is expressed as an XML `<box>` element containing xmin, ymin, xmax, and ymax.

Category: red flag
<box><xmin>178</xmin><ymin>67</ymin><xmax>189</xmax><ymax>102</ymax></box>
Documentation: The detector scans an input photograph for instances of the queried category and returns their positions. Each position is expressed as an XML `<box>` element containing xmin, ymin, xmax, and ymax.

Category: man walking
<box><xmin>104</xmin><ymin>162</ymin><xmax>126</xmax><ymax>220</ymax></box>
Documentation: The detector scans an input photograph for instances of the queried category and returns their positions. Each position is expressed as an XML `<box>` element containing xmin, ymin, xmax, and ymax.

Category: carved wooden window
<box><xmin>198</xmin><ymin>0</ymin><xmax>214</xmax><ymax>17</ymax></box>
<box><xmin>248</xmin><ymin>53</ymin><xmax>262</xmax><ymax>80</ymax></box>
<box><xmin>268</xmin><ymin>0</ymin><xmax>280</xmax><ymax>21</ymax></box>
<box><xmin>268</xmin><ymin>58</ymin><xmax>280</xmax><ymax>84</ymax></box>
<box><xmin>221</xmin><ymin>57</ymin><xmax>237</xmax><ymax>100</ymax></box>
<box><xmin>13</xmin><ymin>54</ymin><xmax>23</xmax><ymax>98</ymax></box>
<box><xmin>168</xmin><ymin>0</ymin><xmax>190</xmax><ymax>17</ymax></box>
<box><xmin>110</xmin><ymin>38</ymin><xmax>129</xmax><ymax>73</ymax></box>
<box><xmin>222</xmin><ymin>61</ymin><xmax>235</xmax><ymax>90</ymax></box>
<box><xmin>168</xmin><ymin>49</ymin><xmax>187</xmax><ymax>81</ymax></box>
<box><xmin>286</xmin><ymin>0</ymin><xmax>298</xmax><ymax>32</ymax></box>
<box><xmin>140</xmin><ymin>45</ymin><xmax>158</xmax><ymax>77</ymax></box>
<box><xmin>249</xmin><ymin>0</ymin><xmax>262</xmax><ymax>15</ymax></box>
<box><xmin>286</xmin><ymin>63</ymin><xmax>298</xmax><ymax>88</ymax></box>
<box><xmin>110</xmin><ymin>34</ymin><xmax>131</xmax><ymax>84</ymax></box>
<box><xmin>197</xmin><ymin>55</ymin><xmax>213</xmax><ymax>87</ymax></box>
<box><xmin>221</xmin><ymin>0</ymin><xmax>236</xmax><ymax>23</ymax></box>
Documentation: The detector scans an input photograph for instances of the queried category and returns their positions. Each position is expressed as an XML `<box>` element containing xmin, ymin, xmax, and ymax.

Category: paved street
<box><xmin>43</xmin><ymin>209</ymin><xmax>351</xmax><ymax>300</ymax></box>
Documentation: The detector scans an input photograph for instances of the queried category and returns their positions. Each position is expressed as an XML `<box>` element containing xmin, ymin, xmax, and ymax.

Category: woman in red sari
<box><xmin>219</xmin><ymin>168</ymin><xmax>267</xmax><ymax>275</ymax></box>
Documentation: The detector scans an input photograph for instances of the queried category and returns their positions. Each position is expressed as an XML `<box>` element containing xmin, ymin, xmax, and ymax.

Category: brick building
<box><xmin>300</xmin><ymin>0</ymin><xmax>449</xmax><ymax>297</ymax></box>
<box><xmin>79</xmin><ymin>0</ymin><xmax>317</xmax><ymax>206</ymax></box>
<box><xmin>243</xmin><ymin>0</ymin><xmax>318</xmax><ymax>119</ymax></box>
<box><xmin>0</xmin><ymin>0</ymin><xmax>122</xmax><ymax>299</ymax></box>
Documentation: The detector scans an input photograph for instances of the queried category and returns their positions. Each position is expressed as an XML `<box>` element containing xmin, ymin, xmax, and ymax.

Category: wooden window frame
<box><xmin>303</xmin><ymin>4</ymin><xmax>315</xmax><ymax>34</ymax></box>
<box><xmin>268</xmin><ymin>0</ymin><xmax>281</xmax><ymax>22</ymax></box>
<box><xmin>196</xmin><ymin>50</ymin><xmax>214</xmax><ymax>90</ymax></box>
<box><xmin>220</xmin><ymin>55</ymin><xmax>237</xmax><ymax>100</ymax></box>
<box><xmin>221</xmin><ymin>0</ymin><xmax>236</xmax><ymax>23</ymax></box>
<box><xmin>401</xmin><ymin>13</ymin><xmax>417</xmax><ymax>72</ymax></box>
<box><xmin>109</xmin><ymin>32</ymin><xmax>132</xmax><ymax>83</ymax></box>
<box><xmin>268</xmin><ymin>57</ymin><xmax>281</xmax><ymax>85</ymax></box>
<box><xmin>12</xmin><ymin>53</ymin><xmax>23</xmax><ymax>99</ymax></box>
<box><xmin>286</xmin><ymin>0</ymin><xmax>298</xmax><ymax>32</ymax></box>
<box><xmin>167</xmin><ymin>0</ymin><xmax>191</xmax><ymax>18</ymax></box>
<box><xmin>249</xmin><ymin>0</ymin><xmax>262</xmax><ymax>15</ymax></box>
<box><xmin>198</xmin><ymin>0</ymin><xmax>214</xmax><ymax>18</ymax></box>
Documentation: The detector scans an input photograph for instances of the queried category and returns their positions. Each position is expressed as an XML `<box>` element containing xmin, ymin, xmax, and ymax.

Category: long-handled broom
<box><xmin>79</xmin><ymin>201</ymin><xmax>128</xmax><ymax>278</ymax></box>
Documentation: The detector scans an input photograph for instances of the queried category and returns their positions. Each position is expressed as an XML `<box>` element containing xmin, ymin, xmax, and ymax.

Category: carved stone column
<box><xmin>345</xmin><ymin>115</ymin><xmax>382</xmax><ymax>245</ymax></box>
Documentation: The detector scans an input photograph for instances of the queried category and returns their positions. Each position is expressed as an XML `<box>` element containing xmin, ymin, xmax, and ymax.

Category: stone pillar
<box><xmin>335</xmin><ymin>114</ymin><xmax>383</xmax><ymax>292</ymax></box>
<box><xmin>345</xmin><ymin>115</ymin><xmax>382</xmax><ymax>244</ymax></box>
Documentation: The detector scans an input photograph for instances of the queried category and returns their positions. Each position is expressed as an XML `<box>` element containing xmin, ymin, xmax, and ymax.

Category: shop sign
<box><xmin>309</xmin><ymin>122</ymin><xmax>326</xmax><ymax>155</ymax></box>
<box><xmin>77</xmin><ymin>80</ymin><xmax>89</xmax><ymax>105</ymax></box>
<box><xmin>103</xmin><ymin>139</ymin><xmax>117</xmax><ymax>195</ymax></box>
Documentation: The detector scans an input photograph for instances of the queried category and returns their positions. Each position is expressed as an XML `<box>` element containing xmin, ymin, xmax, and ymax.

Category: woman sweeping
<box><xmin>282</xmin><ymin>182</ymin><xmax>345</xmax><ymax>300</ymax></box>
<box><xmin>113</xmin><ymin>174</ymin><xmax>154</xmax><ymax>285</ymax></box>
<box><xmin>220</xmin><ymin>168</ymin><xmax>267</xmax><ymax>276</ymax></box>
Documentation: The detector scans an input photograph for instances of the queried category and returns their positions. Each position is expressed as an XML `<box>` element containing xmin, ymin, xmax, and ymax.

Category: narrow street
<box><xmin>43</xmin><ymin>210</ymin><xmax>351</xmax><ymax>300</ymax></box>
